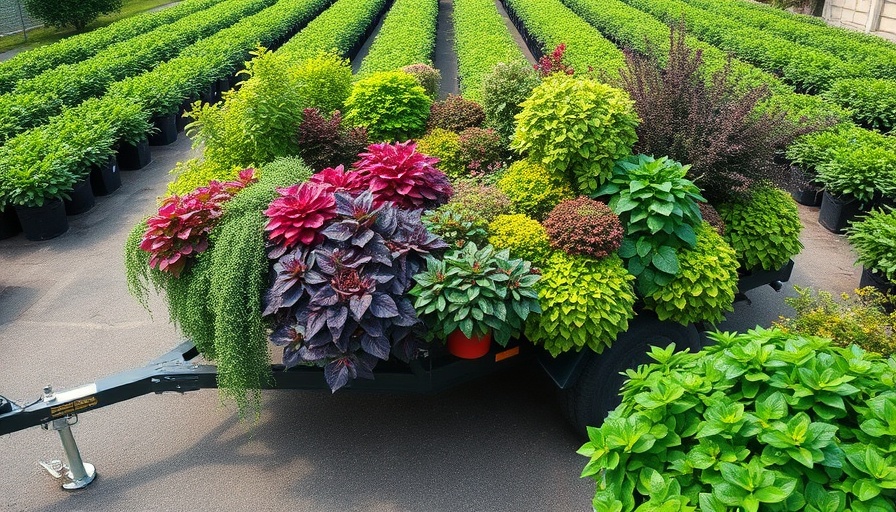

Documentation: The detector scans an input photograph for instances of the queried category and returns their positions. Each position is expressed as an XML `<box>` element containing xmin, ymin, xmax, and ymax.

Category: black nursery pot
<box><xmin>15</xmin><ymin>199</ymin><xmax>69</xmax><ymax>241</ymax></box>
<box><xmin>199</xmin><ymin>83</ymin><xmax>217</xmax><ymax>105</ymax></box>
<box><xmin>149</xmin><ymin>114</ymin><xmax>178</xmax><ymax>146</ymax></box>
<box><xmin>0</xmin><ymin>207</ymin><xmax>22</xmax><ymax>240</ymax></box>
<box><xmin>791</xmin><ymin>184</ymin><xmax>824</xmax><ymax>207</ymax></box>
<box><xmin>818</xmin><ymin>191</ymin><xmax>864</xmax><ymax>234</ymax></box>
<box><xmin>118</xmin><ymin>138</ymin><xmax>151</xmax><ymax>170</ymax></box>
<box><xmin>90</xmin><ymin>155</ymin><xmax>121</xmax><ymax>196</ymax></box>
<box><xmin>64</xmin><ymin>177</ymin><xmax>96</xmax><ymax>215</ymax></box>
<box><xmin>860</xmin><ymin>267</ymin><xmax>895</xmax><ymax>313</ymax></box>
<box><xmin>217</xmin><ymin>77</ymin><xmax>231</xmax><ymax>98</ymax></box>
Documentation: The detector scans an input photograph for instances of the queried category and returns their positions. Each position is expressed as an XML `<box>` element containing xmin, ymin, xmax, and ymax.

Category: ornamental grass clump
<box><xmin>488</xmin><ymin>214</ymin><xmax>551</xmax><ymax>265</ymax></box>
<box><xmin>344</xmin><ymin>71</ymin><xmax>432</xmax><ymax>141</ymax></box>
<box><xmin>427</xmin><ymin>94</ymin><xmax>485</xmax><ymax>132</ymax></box>
<box><xmin>495</xmin><ymin>159</ymin><xmax>574</xmax><ymax>221</ymax></box>
<box><xmin>717</xmin><ymin>185</ymin><xmax>803</xmax><ymax>271</ymax></box>
<box><xmin>580</xmin><ymin>328</ymin><xmax>896</xmax><ymax>511</ymax></box>
<box><xmin>543</xmin><ymin>197</ymin><xmax>623</xmax><ymax>260</ymax></box>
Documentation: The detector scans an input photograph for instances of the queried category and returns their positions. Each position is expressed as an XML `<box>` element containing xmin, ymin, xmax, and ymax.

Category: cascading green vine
<box><xmin>125</xmin><ymin>219</ymin><xmax>152</xmax><ymax>311</ymax></box>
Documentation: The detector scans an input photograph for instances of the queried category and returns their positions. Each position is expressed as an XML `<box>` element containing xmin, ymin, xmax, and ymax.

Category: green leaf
<box><xmin>652</xmin><ymin>246</ymin><xmax>679</xmax><ymax>275</ymax></box>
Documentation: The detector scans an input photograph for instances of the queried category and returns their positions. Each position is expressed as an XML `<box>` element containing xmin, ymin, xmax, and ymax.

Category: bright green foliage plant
<box><xmin>24</xmin><ymin>0</ymin><xmax>122</xmax><ymax>31</ymax></box>
<box><xmin>344</xmin><ymin>71</ymin><xmax>432</xmax><ymax>142</ymax></box>
<box><xmin>579</xmin><ymin>328</ymin><xmax>896</xmax><ymax>511</ymax></box>
<box><xmin>488</xmin><ymin>214</ymin><xmax>552</xmax><ymax>265</ymax></box>
<box><xmin>596</xmin><ymin>154</ymin><xmax>705</xmax><ymax>296</ymax></box>
<box><xmin>416</xmin><ymin>128</ymin><xmax>465</xmax><ymax>179</ymax></box>
<box><xmin>643</xmin><ymin>223</ymin><xmax>739</xmax><ymax>325</ymax></box>
<box><xmin>824</xmin><ymin>78</ymin><xmax>896</xmax><ymax>133</ymax></box>
<box><xmin>410</xmin><ymin>243</ymin><xmax>541</xmax><ymax>346</ymax></box>
<box><xmin>846</xmin><ymin>208</ymin><xmax>896</xmax><ymax>282</ymax></box>
<box><xmin>525</xmin><ymin>252</ymin><xmax>636</xmax><ymax>356</ymax></box>
<box><xmin>481</xmin><ymin>61</ymin><xmax>539</xmax><ymax>143</ymax></box>
<box><xmin>422</xmin><ymin>209</ymin><xmax>489</xmax><ymax>249</ymax></box>
<box><xmin>776</xmin><ymin>286</ymin><xmax>896</xmax><ymax>356</ymax></box>
<box><xmin>356</xmin><ymin>0</ymin><xmax>438</xmax><ymax>78</ymax></box>
<box><xmin>167</xmin><ymin>159</ymin><xmax>241</xmax><ymax>197</ymax></box>
<box><xmin>290</xmin><ymin>51</ymin><xmax>353</xmax><ymax>116</ymax></box>
<box><xmin>510</xmin><ymin>74</ymin><xmax>639</xmax><ymax>195</ymax></box>
<box><xmin>717</xmin><ymin>185</ymin><xmax>804</xmax><ymax>271</ymax></box>
<box><xmin>816</xmin><ymin>140</ymin><xmax>896</xmax><ymax>205</ymax></box>
<box><xmin>495</xmin><ymin>159</ymin><xmax>574</xmax><ymax>221</ymax></box>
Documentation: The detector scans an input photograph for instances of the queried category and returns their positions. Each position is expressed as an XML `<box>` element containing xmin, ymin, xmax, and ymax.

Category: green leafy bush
<box><xmin>416</xmin><ymin>128</ymin><xmax>465</xmax><ymax>179</ymax></box>
<box><xmin>824</xmin><ymin>78</ymin><xmax>896</xmax><ymax>133</ymax></box>
<box><xmin>458</xmin><ymin>127</ymin><xmax>505</xmax><ymax>178</ymax></box>
<box><xmin>427</xmin><ymin>94</ymin><xmax>485</xmax><ymax>132</ymax></box>
<box><xmin>643</xmin><ymin>223</ymin><xmax>739</xmax><ymax>325</ymax></box>
<box><xmin>543</xmin><ymin>197</ymin><xmax>623</xmax><ymax>260</ymax></box>
<box><xmin>718</xmin><ymin>185</ymin><xmax>804</xmax><ymax>271</ymax></box>
<box><xmin>846</xmin><ymin>208</ymin><xmax>896</xmax><ymax>282</ymax></box>
<box><xmin>816</xmin><ymin>139</ymin><xmax>896</xmax><ymax>205</ymax></box>
<box><xmin>785</xmin><ymin>124</ymin><xmax>878</xmax><ymax>178</ymax></box>
<box><xmin>596</xmin><ymin>154</ymin><xmax>705</xmax><ymax>296</ymax></box>
<box><xmin>439</xmin><ymin>181</ymin><xmax>511</xmax><ymax>224</ymax></box>
<box><xmin>580</xmin><ymin>328</ymin><xmax>896</xmax><ymax>511</ymax></box>
<box><xmin>344</xmin><ymin>71</ymin><xmax>432</xmax><ymax>142</ymax></box>
<box><xmin>290</xmin><ymin>51</ymin><xmax>353</xmax><ymax>116</ymax></box>
<box><xmin>511</xmin><ymin>74</ymin><xmax>639</xmax><ymax>195</ymax></box>
<box><xmin>495</xmin><ymin>159</ymin><xmax>574</xmax><ymax>221</ymax></box>
<box><xmin>481</xmin><ymin>61</ymin><xmax>539</xmax><ymax>143</ymax></box>
<box><xmin>167</xmin><ymin>159</ymin><xmax>241</xmax><ymax>197</ymax></box>
<box><xmin>401</xmin><ymin>63</ymin><xmax>441</xmax><ymax>99</ymax></box>
<box><xmin>24</xmin><ymin>0</ymin><xmax>122</xmax><ymax>31</ymax></box>
<box><xmin>525</xmin><ymin>252</ymin><xmax>636</xmax><ymax>356</ymax></box>
<box><xmin>356</xmin><ymin>0</ymin><xmax>438</xmax><ymax>78</ymax></box>
<box><xmin>422</xmin><ymin>209</ymin><xmax>489</xmax><ymax>249</ymax></box>
<box><xmin>488</xmin><ymin>214</ymin><xmax>552</xmax><ymax>265</ymax></box>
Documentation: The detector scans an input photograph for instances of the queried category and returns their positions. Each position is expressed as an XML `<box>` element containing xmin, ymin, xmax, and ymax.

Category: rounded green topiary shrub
<box><xmin>495</xmin><ymin>159</ymin><xmax>574</xmax><ymax>221</ymax></box>
<box><xmin>344</xmin><ymin>71</ymin><xmax>432</xmax><ymax>142</ymax></box>
<box><xmin>416</xmin><ymin>128</ymin><xmax>464</xmax><ymax>179</ymax></box>
<box><xmin>717</xmin><ymin>185</ymin><xmax>803</xmax><ymax>271</ymax></box>
<box><xmin>482</xmin><ymin>61</ymin><xmax>540</xmax><ymax>143</ymax></box>
<box><xmin>643</xmin><ymin>223</ymin><xmax>740</xmax><ymax>325</ymax></box>
<box><xmin>440</xmin><ymin>180</ymin><xmax>511</xmax><ymax>224</ymax></box>
<box><xmin>510</xmin><ymin>74</ymin><xmax>639</xmax><ymax>195</ymax></box>
<box><xmin>543</xmin><ymin>197</ymin><xmax>623</xmax><ymax>259</ymax></box>
<box><xmin>525</xmin><ymin>252</ymin><xmax>636</xmax><ymax>356</ymax></box>
<box><xmin>580</xmin><ymin>328</ymin><xmax>896</xmax><ymax>511</ymax></box>
<box><xmin>488</xmin><ymin>213</ymin><xmax>551</xmax><ymax>265</ymax></box>
<box><xmin>291</xmin><ymin>51</ymin><xmax>353</xmax><ymax>116</ymax></box>
<box><xmin>427</xmin><ymin>94</ymin><xmax>485</xmax><ymax>132</ymax></box>
<box><xmin>401</xmin><ymin>63</ymin><xmax>442</xmax><ymax>100</ymax></box>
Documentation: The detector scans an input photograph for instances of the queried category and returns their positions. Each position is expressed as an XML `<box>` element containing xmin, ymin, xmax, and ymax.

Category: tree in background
<box><xmin>24</xmin><ymin>0</ymin><xmax>124</xmax><ymax>31</ymax></box>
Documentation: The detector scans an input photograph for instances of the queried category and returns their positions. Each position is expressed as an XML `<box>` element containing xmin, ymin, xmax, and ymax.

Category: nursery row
<box><xmin>357</xmin><ymin>0</ymin><xmax>438</xmax><ymax>77</ymax></box>
<box><xmin>452</xmin><ymin>0</ymin><xmax>528</xmax><ymax>101</ymax></box>
<box><xmin>0</xmin><ymin>0</ymin><xmax>222</xmax><ymax>93</ymax></box>
<box><xmin>276</xmin><ymin>0</ymin><xmax>389</xmax><ymax>62</ymax></box>
<box><xmin>0</xmin><ymin>0</ymin><xmax>276</xmax><ymax>144</ymax></box>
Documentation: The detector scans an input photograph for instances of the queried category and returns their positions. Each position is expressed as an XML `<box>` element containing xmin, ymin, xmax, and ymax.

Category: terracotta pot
<box><xmin>446</xmin><ymin>329</ymin><xmax>492</xmax><ymax>359</ymax></box>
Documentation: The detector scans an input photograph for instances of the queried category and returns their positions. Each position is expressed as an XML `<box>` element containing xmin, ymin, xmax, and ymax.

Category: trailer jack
<box><xmin>37</xmin><ymin>386</ymin><xmax>96</xmax><ymax>490</ymax></box>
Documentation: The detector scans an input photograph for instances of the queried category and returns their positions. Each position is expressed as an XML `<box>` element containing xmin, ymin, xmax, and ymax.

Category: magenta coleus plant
<box><xmin>263</xmin><ymin>181</ymin><xmax>337</xmax><ymax>259</ymax></box>
<box><xmin>353</xmin><ymin>141</ymin><xmax>453</xmax><ymax>210</ymax></box>
<box><xmin>141</xmin><ymin>169</ymin><xmax>257</xmax><ymax>277</ymax></box>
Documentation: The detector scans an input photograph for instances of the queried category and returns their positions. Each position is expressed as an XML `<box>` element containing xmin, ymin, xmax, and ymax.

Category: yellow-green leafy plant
<box><xmin>290</xmin><ymin>50</ymin><xmax>353</xmax><ymax>116</ymax></box>
<box><xmin>167</xmin><ymin>158</ymin><xmax>242</xmax><ymax>197</ymax></box>
<box><xmin>416</xmin><ymin>128</ymin><xmax>465</xmax><ymax>179</ymax></box>
<box><xmin>510</xmin><ymin>74</ymin><xmax>639</xmax><ymax>195</ymax></box>
<box><xmin>525</xmin><ymin>252</ymin><xmax>636</xmax><ymax>356</ymax></box>
<box><xmin>717</xmin><ymin>185</ymin><xmax>803</xmax><ymax>271</ymax></box>
<box><xmin>643</xmin><ymin>223</ymin><xmax>740</xmax><ymax>325</ymax></box>
<box><xmin>343</xmin><ymin>70</ymin><xmax>432</xmax><ymax>142</ymax></box>
<box><xmin>495</xmin><ymin>159</ymin><xmax>574</xmax><ymax>221</ymax></box>
<box><xmin>488</xmin><ymin>213</ymin><xmax>552</xmax><ymax>265</ymax></box>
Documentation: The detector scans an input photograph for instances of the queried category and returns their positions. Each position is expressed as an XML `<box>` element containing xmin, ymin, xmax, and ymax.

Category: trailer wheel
<box><xmin>561</xmin><ymin>314</ymin><xmax>701</xmax><ymax>436</ymax></box>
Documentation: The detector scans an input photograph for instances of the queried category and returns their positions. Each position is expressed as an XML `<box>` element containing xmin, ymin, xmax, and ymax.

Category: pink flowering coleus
<box><xmin>141</xmin><ymin>169</ymin><xmax>257</xmax><ymax>277</ymax></box>
<box><xmin>308</xmin><ymin>164</ymin><xmax>364</xmax><ymax>194</ymax></box>
<box><xmin>353</xmin><ymin>141</ymin><xmax>453</xmax><ymax>210</ymax></box>
<box><xmin>263</xmin><ymin>181</ymin><xmax>337</xmax><ymax>259</ymax></box>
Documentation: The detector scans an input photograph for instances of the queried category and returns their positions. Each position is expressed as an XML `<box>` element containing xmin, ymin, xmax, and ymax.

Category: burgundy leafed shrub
<box><xmin>353</xmin><ymin>141</ymin><xmax>453</xmax><ymax>209</ymax></box>
<box><xmin>263</xmin><ymin>181</ymin><xmax>337</xmax><ymax>258</ymax></box>
<box><xmin>141</xmin><ymin>169</ymin><xmax>257</xmax><ymax>276</ymax></box>
<box><xmin>534</xmin><ymin>44</ymin><xmax>574</xmax><ymax>78</ymax></box>
<box><xmin>427</xmin><ymin>94</ymin><xmax>485</xmax><ymax>133</ymax></box>
<box><xmin>297</xmin><ymin>108</ymin><xmax>370</xmax><ymax>171</ymax></box>
<box><xmin>543</xmin><ymin>197</ymin><xmax>623</xmax><ymax>259</ymax></box>
<box><xmin>458</xmin><ymin>127</ymin><xmax>504</xmax><ymax>178</ymax></box>
<box><xmin>698</xmin><ymin>202</ymin><xmax>726</xmax><ymax>236</ymax></box>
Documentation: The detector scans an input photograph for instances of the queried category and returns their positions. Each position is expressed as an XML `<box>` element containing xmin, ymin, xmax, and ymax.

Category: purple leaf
<box><xmin>305</xmin><ymin>310</ymin><xmax>328</xmax><ymax>339</ymax></box>
<box><xmin>361</xmin><ymin>333</ymin><xmax>391</xmax><ymax>360</ymax></box>
<box><xmin>390</xmin><ymin>335</ymin><xmax>420</xmax><ymax>363</ymax></box>
<box><xmin>282</xmin><ymin>345</ymin><xmax>302</xmax><ymax>368</ymax></box>
<box><xmin>326</xmin><ymin>306</ymin><xmax>348</xmax><ymax>340</ymax></box>
<box><xmin>324</xmin><ymin>358</ymin><xmax>353</xmax><ymax>392</ymax></box>
<box><xmin>369</xmin><ymin>293</ymin><xmax>399</xmax><ymax>318</ymax></box>
<box><xmin>349</xmin><ymin>294</ymin><xmax>372</xmax><ymax>320</ymax></box>
<box><xmin>360</xmin><ymin>317</ymin><xmax>384</xmax><ymax>337</ymax></box>
<box><xmin>322</xmin><ymin>221</ymin><xmax>356</xmax><ymax>241</ymax></box>
<box><xmin>304</xmin><ymin>269</ymin><xmax>328</xmax><ymax>285</ymax></box>
<box><xmin>392</xmin><ymin>298</ymin><xmax>420</xmax><ymax>327</ymax></box>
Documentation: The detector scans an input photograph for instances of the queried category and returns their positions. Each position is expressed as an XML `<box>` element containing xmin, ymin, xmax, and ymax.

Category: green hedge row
<box><xmin>0</xmin><ymin>0</ymin><xmax>332</xmax><ymax>209</ymax></box>
<box><xmin>501</xmin><ymin>0</ymin><xmax>626</xmax><ymax>78</ymax></box>
<box><xmin>357</xmin><ymin>0</ymin><xmax>438</xmax><ymax>77</ymax></box>
<box><xmin>824</xmin><ymin>78</ymin><xmax>896</xmax><ymax>132</ymax></box>
<box><xmin>618</xmin><ymin>0</ymin><xmax>872</xmax><ymax>94</ymax></box>
<box><xmin>277</xmin><ymin>0</ymin><xmax>390</xmax><ymax>61</ymax></box>
<box><xmin>453</xmin><ymin>0</ymin><xmax>528</xmax><ymax>102</ymax></box>
<box><xmin>680</xmin><ymin>0</ymin><xmax>896</xmax><ymax>80</ymax></box>
<box><xmin>0</xmin><ymin>0</ymin><xmax>222</xmax><ymax>93</ymax></box>
<box><xmin>0</xmin><ymin>0</ymin><xmax>275</xmax><ymax>144</ymax></box>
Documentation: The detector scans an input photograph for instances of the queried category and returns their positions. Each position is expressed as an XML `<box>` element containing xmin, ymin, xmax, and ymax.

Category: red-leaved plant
<box><xmin>534</xmin><ymin>44</ymin><xmax>574</xmax><ymax>78</ymax></box>
<box><xmin>263</xmin><ymin>181</ymin><xmax>337</xmax><ymax>259</ymax></box>
<box><xmin>141</xmin><ymin>169</ymin><xmax>257</xmax><ymax>276</ymax></box>
<box><xmin>308</xmin><ymin>164</ymin><xmax>364</xmax><ymax>194</ymax></box>
<box><xmin>353</xmin><ymin>141</ymin><xmax>454</xmax><ymax>209</ymax></box>
<box><xmin>543</xmin><ymin>197</ymin><xmax>623</xmax><ymax>259</ymax></box>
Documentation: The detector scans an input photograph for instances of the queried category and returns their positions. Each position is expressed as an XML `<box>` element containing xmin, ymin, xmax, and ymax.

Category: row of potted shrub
<box><xmin>0</xmin><ymin>0</ymin><xmax>276</xmax><ymax>143</ymax></box>
<box><xmin>0</xmin><ymin>0</ymin><xmax>221</xmax><ymax>93</ymax></box>
<box><xmin>452</xmin><ymin>0</ymin><xmax>528</xmax><ymax>102</ymax></box>
<box><xmin>356</xmin><ymin>0</ymin><xmax>438</xmax><ymax>77</ymax></box>
<box><xmin>276</xmin><ymin>0</ymin><xmax>390</xmax><ymax>62</ymax></box>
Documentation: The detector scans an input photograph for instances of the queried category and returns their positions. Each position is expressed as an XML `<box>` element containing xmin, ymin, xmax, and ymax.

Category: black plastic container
<box><xmin>199</xmin><ymin>83</ymin><xmax>217</xmax><ymax>105</ymax></box>
<box><xmin>149</xmin><ymin>114</ymin><xmax>178</xmax><ymax>146</ymax></box>
<box><xmin>118</xmin><ymin>138</ymin><xmax>151</xmax><ymax>170</ymax></box>
<box><xmin>0</xmin><ymin>207</ymin><xmax>21</xmax><ymax>240</ymax></box>
<box><xmin>15</xmin><ymin>199</ymin><xmax>69</xmax><ymax>241</ymax></box>
<box><xmin>90</xmin><ymin>155</ymin><xmax>121</xmax><ymax>196</ymax></box>
<box><xmin>818</xmin><ymin>191</ymin><xmax>864</xmax><ymax>234</ymax></box>
<box><xmin>860</xmin><ymin>267</ymin><xmax>895</xmax><ymax>312</ymax></box>
<box><xmin>177</xmin><ymin>99</ymin><xmax>194</xmax><ymax>133</ymax></box>
<box><xmin>791</xmin><ymin>185</ymin><xmax>823</xmax><ymax>207</ymax></box>
<box><xmin>64</xmin><ymin>178</ymin><xmax>96</xmax><ymax>215</ymax></box>
<box><xmin>217</xmin><ymin>77</ymin><xmax>231</xmax><ymax>98</ymax></box>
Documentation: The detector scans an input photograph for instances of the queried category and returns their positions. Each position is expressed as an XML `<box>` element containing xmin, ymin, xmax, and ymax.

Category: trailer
<box><xmin>0</xmin><ymin>261</ymin><xmax>793</xmax><ymax>491</ymax></box>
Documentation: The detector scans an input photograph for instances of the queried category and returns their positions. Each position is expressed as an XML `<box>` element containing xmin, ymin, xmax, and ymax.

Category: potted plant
<box><xmin>0</xmin><ymin>205</ymin><xmax>21</xmax><ymax>240</ymax></box>
<box><xmin>845</xmin><ymin>208</ymin><xmax>896</xmax><ymax>297</ymax></box>
<box><xmin>409</xmin><ymin>243</ymin><xmax>541</xmax><ymax>359</ymax></box>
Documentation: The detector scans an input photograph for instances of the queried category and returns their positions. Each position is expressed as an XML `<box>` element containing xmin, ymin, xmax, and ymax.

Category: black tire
<box><xmin>561</xmin><ymin>312</ymin><xmax>701</xmax><ymax>437</ymax></box>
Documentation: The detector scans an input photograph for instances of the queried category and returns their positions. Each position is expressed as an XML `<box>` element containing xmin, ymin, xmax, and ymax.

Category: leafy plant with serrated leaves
<box><xmin>409</xmin><ymin>243</ymin><xmax>541</xmax><ymax>346</ymax></box>
<box><xmin>846</xmin><ymin>207</ymin><xmax>896</xmax><ymax>282</ymax></box>
<box><xmin>579</xmin><ymin>328</ymin><xmax>896</xmax><ymax>512</ymax></box>
<box><xmin>718</xmin><ymin>185</ymin><xmax>803</xmax><ymax>271</ymax></box>
<box><xmin>595</xmin><ymin>154</ymin><xmax>705</xmax><ymax>296</ymax></box>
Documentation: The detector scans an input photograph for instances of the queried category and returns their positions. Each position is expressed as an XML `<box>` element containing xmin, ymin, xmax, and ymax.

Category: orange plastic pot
<box><xmin>446</xmin><ymin>329</ymin><xmax>492</xmax><ymax>359</ymax></box>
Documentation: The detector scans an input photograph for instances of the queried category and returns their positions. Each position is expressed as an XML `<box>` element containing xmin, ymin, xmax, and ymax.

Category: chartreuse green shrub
<box><xmin>525</xmin><ymin>252</ymin><xmax>636</xmax><ymax>356</ymax></box>
<box><xmin>481</xmin><ymin>61</ymin><xmax>539</xmax><ymax>143</ymax></box>
<box><xmin>579</xmin><ymin>328</ymin><xmax>896</xmax><ymax>511</ymax></box>
<box><xmin>511</xmin><ymin>74</ymin><xmax>639</xmax><ymax>195</ymax></box>
<box><xmin>824</xmin><ymin>78</ymin><xmax>896</xmax><ymax>133</ymax></box>
<box><xmin>495</xmin><ymin>159</ymin><xmax>574</xmax><ymax>221</ymax></box>
<box><xmin>718</xmin><ymin>185</ymin><xmax>803</xmax><ymax>271</ymax></box>
<box><xmin>417</xmin><ymin>128</ymin><xmax>465</xmax><ymax>179</ymax></box>
<box><xmin>290</xmin><ymin>51</ymin><xmax>353</xmax><ymax>116</ymax></box>
<box><xmin>344</xmin><ymin>71</ymin><xmax>432</xmax><ymax>142</ymax></box>
<box><xmin>488</xmin><ymin>214</ymin><xmax>552</xmax><ymax>265</ymax></box>
<box><xmin>643</xmin><ymin>223</ymin><xmax>739</xmax><ymax>325</ymax></box>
